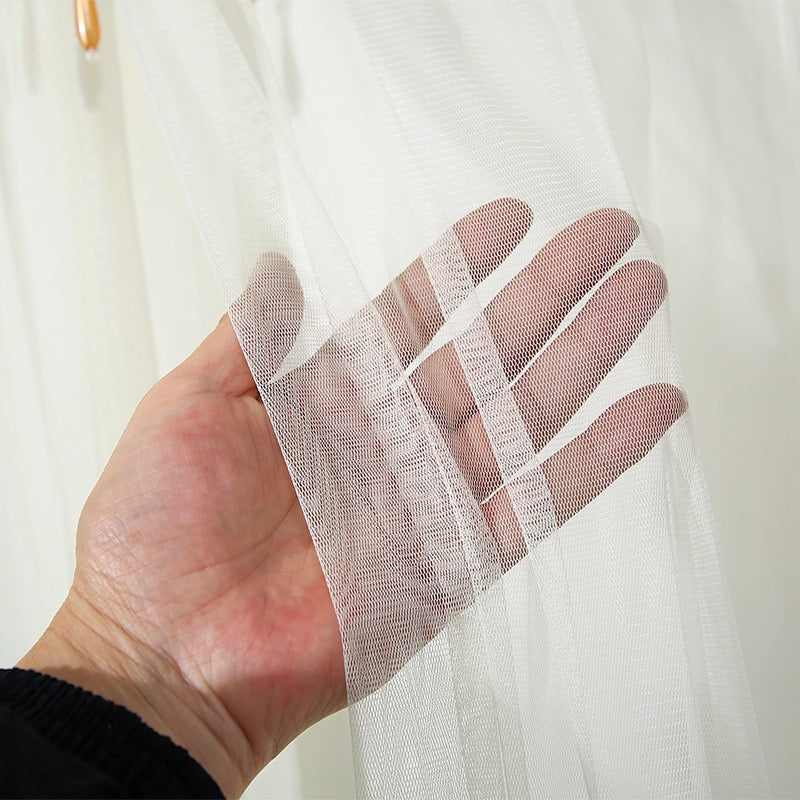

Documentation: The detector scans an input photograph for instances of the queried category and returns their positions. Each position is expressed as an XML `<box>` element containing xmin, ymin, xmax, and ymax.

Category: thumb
<box><xmin>185</xmin><ymin>253</ymin><xmax>304</xmax><ymax>396</ymax></box>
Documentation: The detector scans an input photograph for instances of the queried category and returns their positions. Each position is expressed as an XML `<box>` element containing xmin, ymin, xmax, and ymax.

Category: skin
<box><xmin>19</xmin><ymin>200</ymin><xmax>685</xmax><ymax>798</ymax></box>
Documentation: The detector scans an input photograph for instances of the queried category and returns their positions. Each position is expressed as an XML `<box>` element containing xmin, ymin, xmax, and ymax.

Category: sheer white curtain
<box><xmin>1</xmin><ymin>2</ymin><xmax>796</xmax><ymax>797</ymax></box>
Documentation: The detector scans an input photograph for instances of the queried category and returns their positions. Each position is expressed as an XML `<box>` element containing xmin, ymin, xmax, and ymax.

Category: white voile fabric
<box><xmin>2</xmin><ymin>1</ymin><xmax>796</xmax><ymax>798</ymax></box>
<box><xmin>118</xmin><ymin>2</ymin><xmax>768</xmax><ymax>797</ymax></box>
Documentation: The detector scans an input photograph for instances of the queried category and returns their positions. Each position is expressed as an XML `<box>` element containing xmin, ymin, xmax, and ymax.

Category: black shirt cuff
<box><xmin>0</xmin><ymin>668</ymin><xmax>223</xmax><ymax>798</ymax></box>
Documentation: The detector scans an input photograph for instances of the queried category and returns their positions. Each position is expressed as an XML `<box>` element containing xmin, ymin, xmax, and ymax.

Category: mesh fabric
<box><xmin>121</xmin><ymin>3</ymin><xmax>767</xmax><ymax>796</ymax></box>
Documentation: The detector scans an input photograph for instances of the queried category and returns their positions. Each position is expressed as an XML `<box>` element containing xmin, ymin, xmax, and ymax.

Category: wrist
<box><xmin>18</xmin><ymin>587</ymin><xmax>254</xmax><ymax>798</ymax></box>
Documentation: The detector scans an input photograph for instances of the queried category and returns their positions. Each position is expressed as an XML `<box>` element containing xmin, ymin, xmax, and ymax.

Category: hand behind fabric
<box><xmin>20</xmin><ymin>201</ymin><xmax>685</xmax><ymax>797</ymax></box>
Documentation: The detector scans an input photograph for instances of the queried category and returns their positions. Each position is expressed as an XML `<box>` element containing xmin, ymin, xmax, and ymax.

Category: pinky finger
<box><xmin>481</xmin><ymin>384</ymin><xmax>686</xmax><ymax>570</ymax></box>
<box><xmin>541</xmin><ymin>383</ymin><xmax>687</xmax><ymax>527</ymax></box>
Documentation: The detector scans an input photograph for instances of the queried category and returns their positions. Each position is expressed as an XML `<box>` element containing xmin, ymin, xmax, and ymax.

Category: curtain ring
<box><xmin>74</xmin><ymin>0</ymin><xmax>100</xmax><ymax>53</ymax></box>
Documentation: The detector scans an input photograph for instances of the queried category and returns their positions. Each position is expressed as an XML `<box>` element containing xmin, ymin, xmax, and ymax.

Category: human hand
<box><xmin>20</xmin><ymin>200</ymin><xmax>685</xmax><ymax>797</ymax></box>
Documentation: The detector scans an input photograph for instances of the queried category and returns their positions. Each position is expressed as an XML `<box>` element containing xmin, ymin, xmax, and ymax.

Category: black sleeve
<box><xmin>0</xmin><ymin>668</ymin><xmax>223</xmax><ymax>799</ymax></box>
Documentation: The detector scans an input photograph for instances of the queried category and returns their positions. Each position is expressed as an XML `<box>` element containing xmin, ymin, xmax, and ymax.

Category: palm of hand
<box><xmin>73</xmin><ymin>200</ymin><xmax>684</xmax><ymax>778</ymax></box>
<box><xmin>77</xmin><ymin>326</ymin><xmax>345</xmax><ymax>762</ymax></box>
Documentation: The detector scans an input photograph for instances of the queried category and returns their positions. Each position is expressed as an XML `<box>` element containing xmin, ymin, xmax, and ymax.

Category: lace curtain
<box><xmin>2</xmin><ymin>2</ymin><xmax>797</xmax><ymax>797</ymax></box>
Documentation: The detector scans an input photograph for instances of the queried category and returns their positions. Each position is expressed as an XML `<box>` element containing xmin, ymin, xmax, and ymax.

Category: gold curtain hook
<box><xmin>74</xmin><ymin>0</ymin><xmax>100</xmax><ymax>53</ymax></box>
